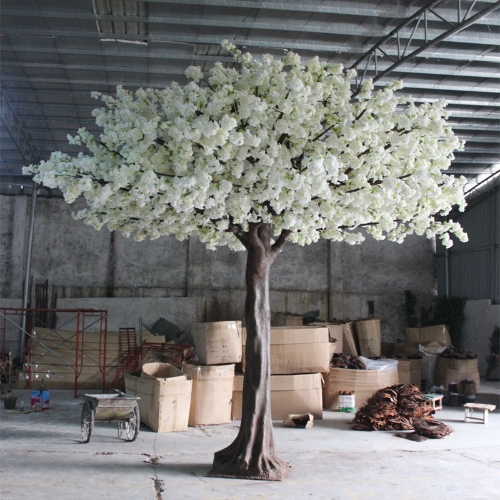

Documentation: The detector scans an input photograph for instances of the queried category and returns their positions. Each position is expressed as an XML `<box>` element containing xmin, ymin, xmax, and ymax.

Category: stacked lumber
<box><xmin>28</xmin><ymin>328</ymin><xmax>121</xmax><ymax>390</ymax></box>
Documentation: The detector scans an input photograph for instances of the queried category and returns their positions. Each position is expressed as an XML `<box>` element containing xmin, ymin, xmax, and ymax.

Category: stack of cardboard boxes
<box><xmin>383</xmin><ymin>325</ymin><xmax>453</xmax><ymax>391</ymax></box>
<box><xmin>321</xmin><ymin>320</ymin><xmax>400</xmax><ymax>409</ymax></box>
<box><xmin>125</xmin><ymin>321</ymin><xmax>241</xmax><ymax>431</ymax></box>
<box><xmin>233</xmin><ymin>326</ymin><xmax>330</xmax><ymax>420</ymax></box>
<box><xmin>184</xmin><ymin>321</ymin><xmax>240</xmax><ymax>426</ymax></box>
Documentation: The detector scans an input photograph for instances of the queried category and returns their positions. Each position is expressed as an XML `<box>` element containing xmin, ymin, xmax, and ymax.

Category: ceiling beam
<box><xmin>351</xmin><ymin>0</ymin><xmax>500</xmax><ymax>94</ymax></box>
<box><xmin>4</xmin><ymin>43</ymin><xmax>500</xmax><ymax>64</ymax></box>
<box><xmin>3</xmin><ymin>59</ymin><xmax>499</xmax><ymax>81</ymax></box>
<box><xmin>2</xmin><ymin>0</ymin><xmax>491</xmax><ymax>36</ymax></box>
<box><xmin>0</xmin><ymin>89</ymin><xmax>39</xmax><ymax>164</ymax></box>
<box><xmin>2</xmin><ymin>74</ymin><xmax>498</xmax><ymax>95</ymax></box>
<box><xmin>3</xmin><ymin>87</ymin><xmax>499</xmax><ymax>110</ymax></box>
<box><xmin>3</xmin><ymin>16</ymin><xmax>499</xmax><ymax>48</ymax></box>
<box><xmin>5</xmin><ymin>0</ymin><xmax>499</xmax><ymax>26</ymax></box>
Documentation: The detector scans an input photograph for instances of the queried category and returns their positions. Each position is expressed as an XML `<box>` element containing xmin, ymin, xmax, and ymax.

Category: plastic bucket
<box><xmin>3</xmin><ymin>396</ymin><xmax>17</xmax><ymax>409</ymax></box>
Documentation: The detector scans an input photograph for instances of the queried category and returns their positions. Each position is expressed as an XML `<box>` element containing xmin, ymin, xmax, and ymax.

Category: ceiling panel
<box><xmin>1</xmin><ymin>0</ymin><xmax>499</xmax><ymax>198</ymax></box>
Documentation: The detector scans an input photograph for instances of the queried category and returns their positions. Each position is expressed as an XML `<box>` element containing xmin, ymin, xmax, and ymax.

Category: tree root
<box><xmin>207</xmin><ymin>455</ymin><xmax>290</xmax><ymax>481</ymax></box>
<box><xmin>207</xmin><ymin>446</ymin><xmax>289</xmax><ymax>481</ymax></box>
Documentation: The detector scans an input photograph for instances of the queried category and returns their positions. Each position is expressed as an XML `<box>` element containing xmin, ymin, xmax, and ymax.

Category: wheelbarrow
<box><xmin>81</xmin><ymin>391</ymin><xmax>140</xmax><ymax>443</ymax></box>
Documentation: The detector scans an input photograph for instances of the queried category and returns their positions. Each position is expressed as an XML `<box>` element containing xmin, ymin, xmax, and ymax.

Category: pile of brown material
<box><xmin>392</xmin><ymin>353</ymin><xmax>423</xmax><ymax>361</ymax></box>
<box><xmin>412</xmin><ymin>419</ymin><xmax>452</xmax><ymax>439</ymax></box>
<box><xmin>439</xmin><ymin>347</ymin><xmax>477</xmax><ymax>359</ymax></box>
<box><xmin>351</xmin><ymin>384</ymin><xmax>451</xmax><ymax>439</ymax></box>
<box><xmin>330</xmin><ymin>353</ymin><xmax>366</xmax><ymax>369</ymax></box>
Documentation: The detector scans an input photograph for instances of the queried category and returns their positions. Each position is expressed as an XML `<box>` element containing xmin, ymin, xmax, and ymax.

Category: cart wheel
<box><xmin>81</xmin><ymin>401</ymin><xmax>94</xmax><ymax>443</ymax></box>
<box><xmin>123</xmin><ymin>404</ymin><xmax>140</xmax><ymax>442</ymax></box>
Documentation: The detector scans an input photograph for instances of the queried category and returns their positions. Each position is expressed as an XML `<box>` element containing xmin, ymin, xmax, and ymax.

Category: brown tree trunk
<box><xmin>208</xmin><ymin>223</ymin><xmax>291</xmax><ymax>480</ymax></box>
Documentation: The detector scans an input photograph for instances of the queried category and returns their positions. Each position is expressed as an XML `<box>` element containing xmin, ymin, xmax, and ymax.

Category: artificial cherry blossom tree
<box><xmin>25</xmin><ymin>41</ymin><xmax>467</xmax><ymax>481</ymax></box>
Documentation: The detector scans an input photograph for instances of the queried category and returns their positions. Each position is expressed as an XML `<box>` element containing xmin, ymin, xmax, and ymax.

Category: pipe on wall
<box><xmin>19</xmin><ymin>182</ymin><xmax>38</xmax><ymax>363</ymax></box>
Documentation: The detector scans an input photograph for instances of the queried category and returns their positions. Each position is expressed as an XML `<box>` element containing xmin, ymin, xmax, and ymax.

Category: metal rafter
<box><xmin>3</xmin><ymin>43</ymin><xmax>500</xmax><ymax>64</ymax></box>
<box><xmin>350</xmin><ymin>0</ymin><xmax>500</xmax><ymax>95</ymax></box>
<box><xmin>3</xmin><ymin>1</ymin><xmax>499</xmax><ymax>28</ymax></box>
<box><xmin>1</xmin><ymin>0</ymin><xmax>499</xmax><ymax>191</ymax></box>
<box><xmin>0</xmin><ymin>88</ymin><xmax>39</xmax><ymax>165</ymax></box>
<box><xmin>2</xmin><ymin>14</ymin><xmax>499</xmax><ymax>47</ymax></box>
<box><xmin>3</xmin><ymin>59</ymin><xmax>499</xmax><ymax>81</ymax></box>
<box><xmin>2</xmin><ymin>74</ymin><xmax>498</xmax><ymax>95</ymax></box>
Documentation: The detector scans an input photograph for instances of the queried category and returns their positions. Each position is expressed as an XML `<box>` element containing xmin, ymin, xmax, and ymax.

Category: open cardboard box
<box><xmin>322</xmin><ymin>367</ymin><xmax>399</xmax><ymax>410</ymax></box>
<box><xmin>124</xmin><ymin>362</ymin><xmax>192</xmax><ymax>433</ymax></box>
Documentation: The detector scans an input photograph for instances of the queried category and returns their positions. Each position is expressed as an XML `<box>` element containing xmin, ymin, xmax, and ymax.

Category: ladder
<box><xmin>118</xmin><ymin>327</ymin><xmax>137</xmax><ymax>364</ymax></box>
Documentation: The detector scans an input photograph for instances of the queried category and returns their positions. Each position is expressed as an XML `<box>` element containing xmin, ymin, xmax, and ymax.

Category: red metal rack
<box><xmin>0</xmin><ymin>307</ymin><xmax>108</xmax><ymax>398</ymax></box>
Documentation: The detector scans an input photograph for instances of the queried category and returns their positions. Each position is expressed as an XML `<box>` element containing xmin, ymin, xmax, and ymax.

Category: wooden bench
<box><xmin>464</xmin><ymin>403</ymin><xmax>496</xmax><ymax>424</ymax></box>
<box><xmin>422</xmin><ymin>393</ymin><xmax>444</xmax><ymax>411</ymax></box>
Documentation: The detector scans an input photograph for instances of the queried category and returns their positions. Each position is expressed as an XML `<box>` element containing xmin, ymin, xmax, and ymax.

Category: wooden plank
<box><xmin>31</xmin><ymin>350</ymin><xmax>121</xmax><ymax>365</ymax></box>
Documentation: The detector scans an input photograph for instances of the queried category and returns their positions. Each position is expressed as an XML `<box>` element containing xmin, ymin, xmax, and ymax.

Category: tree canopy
<box><xmin>25</xmin><ymin>41</ymin><xmax>468</xmax><ymax>250</ymax></box>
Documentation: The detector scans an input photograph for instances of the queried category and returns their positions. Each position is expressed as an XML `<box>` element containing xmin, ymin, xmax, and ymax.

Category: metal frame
<box><xmin>0</xmin><ymin>88</ymin><xmax>39</xmax><ymax>165</ymax></box>
<box><xmin>0</xmin><ymin>308</ymin><xmax>108</xmax><ymax>398</ymax></box>
<box><xmin>350</xmin><ymin>0</ymin><xmax>500</xmax><ymax>96</ymax></box>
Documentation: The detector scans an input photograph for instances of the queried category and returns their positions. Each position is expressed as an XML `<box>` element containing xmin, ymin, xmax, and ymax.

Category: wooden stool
<box><xmin>422</xmin><ymin>393</ymin><xmax>444</xmax><ymax>411</ymax></box>
<box><xmin>464</xmin><ymin>403</ymin><xmax>496</xmax><ymax>424</ymax></box>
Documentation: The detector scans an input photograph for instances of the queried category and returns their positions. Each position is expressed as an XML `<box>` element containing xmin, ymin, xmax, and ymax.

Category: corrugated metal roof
<box><xmin>1</xmin><ymin>0</ymin><xmax>499</xmax><ymax>196</ymax></box>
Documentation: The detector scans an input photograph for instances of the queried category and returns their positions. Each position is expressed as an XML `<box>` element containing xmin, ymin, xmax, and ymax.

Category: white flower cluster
<box><xmin>24</xmin><ymin>42</ymin><xmax>467</xmax><ymax>250</ymax></box>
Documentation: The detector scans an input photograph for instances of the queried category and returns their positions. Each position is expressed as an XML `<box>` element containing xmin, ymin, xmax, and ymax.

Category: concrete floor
<box><xmin>1</xmin><ymin>381</ymin><xmax>499</xmax><ymax>500</ymax></box>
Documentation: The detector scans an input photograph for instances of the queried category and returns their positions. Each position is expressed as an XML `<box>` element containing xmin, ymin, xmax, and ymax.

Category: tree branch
<box><xmin>97</xmin><ymin>140</ymin><xmax>124</xmax><ymax>158</ymax></box>
<box><xmin>277</xmin><ymin>133</ymin><xmax>289</xmax><ymax>145</ymax></box>
<box><xmin>203</xmin><ymin>78</ymin><xmax>216</xmax><ymax>92</ymax></box>
<box><xmin>228</xmin><ymin>223</ymin><xmax>249</xmax><ymax>249</ymax></box>
<box><xmin>271</xmin><ymin>229</ymin><xmax>292</xmax><ymax>256</ymax></box>
<box><xmin>337</xmin><ymin>218</ymin><xmax>404</xmax><ymax>231</ymax></box>
<box><xmin>345</xmin><ymin>173</ymin><xmax>411</xmax><ymax>194</ymax></box>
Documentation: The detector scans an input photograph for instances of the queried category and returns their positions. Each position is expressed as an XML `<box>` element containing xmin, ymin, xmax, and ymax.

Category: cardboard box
<box><xmin>322</xmin><ymin>368</ymin><xmax>399</xmax><ymax>410</ymax></box>
<box><xmin>191</xmin><ymin>321</ymin><xmax>242</xmax><ymax>365</ymax></box>
<box><xmin>354</xmin><ymin>319</ymin><xmax>381</xmax><ymax>357</ymax></box>
<box><xmin>124</xmin><ymin>363</ymin><xmax>192</xmax><ymax>433</ymax></box>
<box><xmin>274</xmin><ymin>313</ymin><xmax>303</xmax><ymax>326</ymax></box>
<box><xmin>232</xmin><ymin>373</ymin><xmax>323</xmax><ymax>421</ymax></box>
<box><xmin>397</xmin><ymin>360</ymin><xmax>411</xmax><ymax>385</ymax></box>
<box><xmin>434</xmin><ymin>357</ymin><xmax>480</xmax><ymax>392</ymax></box>
<box><xmin>406</xmin><ymin>325</ymin><xmax>452</xmax><ymax>347</ymax></box>
<box><xmin>341</xmin><ymin>322</ymin><xmax>358</xmax><ymax>355</ymax></box>
<box><xmin>394</xmin><ymin>358</ymin><xmax>421</xmax><ymax>388</ymax></box>
<box><xmin>182</xmin><ymin>362</ymin><xmax>234</xmax><ymax>426</ymax></box>
<box><xmin>242</xmin><ymin>326</ymin><xmax>330</xmax><ymax>374</ymax></box>
<box><xmin>410</xmin><ymin>359</ymin><xmax>422</xmax><ymax>388</ymax></box>
<box><xmin>329</xmin><ymin>341</ymin><xmax>337</xmax><ymax>360</ymax></box>
<box><xmin>312</xmin><ymin>323</ymin><xmax>344</xmax><ymax>354</ymax></box>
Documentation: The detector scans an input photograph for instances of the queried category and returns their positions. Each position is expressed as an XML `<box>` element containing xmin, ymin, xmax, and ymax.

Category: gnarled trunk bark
<box><xmin>208</xmin><ymin>223</ymin><xmax>290</xmax><ymax>480</ymax></box>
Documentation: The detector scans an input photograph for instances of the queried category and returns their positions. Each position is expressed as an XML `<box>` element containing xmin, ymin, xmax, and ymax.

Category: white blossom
<box><xmin>24</xmin><ymin>45</ymin><xmax>467</xmax><ymax>250</ymax></box>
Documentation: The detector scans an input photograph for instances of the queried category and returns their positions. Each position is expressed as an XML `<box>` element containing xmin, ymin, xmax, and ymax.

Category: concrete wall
<box><xmin>462</xmin><ymin>300</ymin><xmax>500</xmax><ymax>376</ymax></box>
<box><xmin>1</xmin><ymin>194</ymin><xmax>438</xmax><ymax>355</ymax></box>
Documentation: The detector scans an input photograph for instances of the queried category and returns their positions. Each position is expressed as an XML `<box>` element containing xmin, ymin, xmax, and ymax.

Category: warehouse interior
<box><xmin>1</xmin><ymin>1</ymin><xmax>499</xmax><ymax>499</ymax></box>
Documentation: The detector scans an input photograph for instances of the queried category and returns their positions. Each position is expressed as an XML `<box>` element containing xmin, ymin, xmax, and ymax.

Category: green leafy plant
<box><xmin>423</xmin><ymin>296</ymin><xmax>466</xmax><ymax>346</ymax></box>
